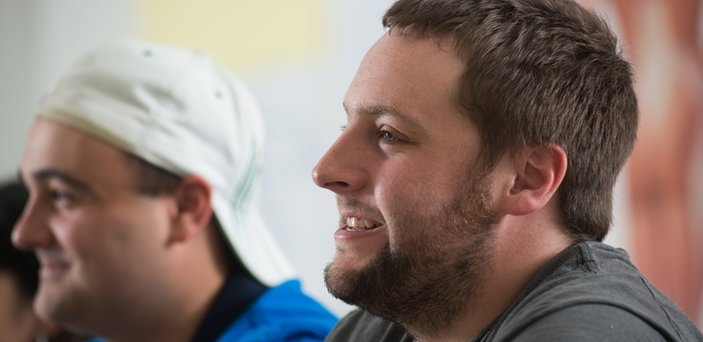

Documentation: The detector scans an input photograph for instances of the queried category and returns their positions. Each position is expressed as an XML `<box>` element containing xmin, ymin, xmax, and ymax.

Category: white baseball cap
<box><xmin>37</xmin><ymin>38</ymin><xmax>295</xmax><ymax>286</ymax></box>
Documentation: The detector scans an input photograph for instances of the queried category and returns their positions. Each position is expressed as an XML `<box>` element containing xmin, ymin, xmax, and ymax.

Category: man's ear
<box><xmin>502</xmin><ymin>144</ymin><xmax>567</xmax><ymax>216</ymax></box>
<box><xmin>169</xmin><ymin>175</ymin><xmax>213</xmax><ymax>243</ymax></box>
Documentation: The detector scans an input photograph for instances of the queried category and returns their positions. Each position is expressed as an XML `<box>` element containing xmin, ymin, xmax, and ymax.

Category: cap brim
<box><xmin>211</xmin><ymin>191</ymin><xmax>295</xmax><ymax>286</ymax></box>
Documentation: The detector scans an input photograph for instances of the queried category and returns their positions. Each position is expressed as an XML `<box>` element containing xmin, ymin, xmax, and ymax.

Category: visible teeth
<box><xmin>346</xmin><ymin>217</ymin><xmax>380</xmax><ymax>229</ymax></box>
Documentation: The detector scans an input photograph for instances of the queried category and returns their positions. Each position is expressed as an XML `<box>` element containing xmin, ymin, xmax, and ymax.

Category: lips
<box><xmin>335</xmin><ymin>214</ymin><xmax>386</xmax><ymax>245</ymax></box>
<box><xmin>40</xmin><ymin>261</ymin><xmax>70</xmax><ymax>279</ymax></box>
<box><xmin>37</xmin><ymin>251</ymin><xmax>71</xmax><ymax>279</ymax></box>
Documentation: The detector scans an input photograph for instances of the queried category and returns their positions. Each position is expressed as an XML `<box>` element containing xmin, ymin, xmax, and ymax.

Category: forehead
<box><xmin>20</xmin><ymin>118</ymin><xmax>136</xmax><ymax>187</ymax></box>
<box><xmin>345</xmin><ymin>33</ymin><xmax>463</xmax><ymax>111</ymax></box>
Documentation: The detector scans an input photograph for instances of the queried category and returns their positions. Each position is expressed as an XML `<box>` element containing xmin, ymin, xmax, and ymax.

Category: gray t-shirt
<box><xmin>325</xmin><ymin>242</ymin><xmax>703</xmax><ymax>341</ymax></box>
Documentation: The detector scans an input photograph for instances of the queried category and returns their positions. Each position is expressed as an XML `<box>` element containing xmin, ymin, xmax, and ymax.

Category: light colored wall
<box><xmin>0</xmin><ymin>0</ymin><xmax>34</xmax><ymax>178</ymax></box>
<box><xmin>0</xmin><ymin>0</ymin><xmax>135</xmax><ymax>178</ymax></box>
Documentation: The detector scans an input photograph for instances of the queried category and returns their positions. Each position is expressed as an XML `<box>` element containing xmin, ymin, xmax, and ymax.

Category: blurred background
<box><xmin>0</xmin><ymin>0</ymin><xmax>700</xmax><ymax>327</ymax></box>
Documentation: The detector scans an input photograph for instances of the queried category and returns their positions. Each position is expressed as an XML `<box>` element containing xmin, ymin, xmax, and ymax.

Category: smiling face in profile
<box><xmin>313</xmin><ymin>33</ymin><xmax>500</xmax><ymax>325</ymax></box>
<box><xmin>14</xmin><ymin>118</ymin><xmax>176</xmax><ymax>334</ymax></box>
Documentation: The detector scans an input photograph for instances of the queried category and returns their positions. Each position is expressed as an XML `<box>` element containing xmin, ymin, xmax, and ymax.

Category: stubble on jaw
<box><xmin>324</xmin><ymin>172</ymin><xmax>498</xmax><ymax>336</ymax></box>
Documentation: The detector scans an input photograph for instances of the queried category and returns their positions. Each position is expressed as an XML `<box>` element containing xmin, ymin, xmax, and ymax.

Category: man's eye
<box><xmin>380</xmin><ymin>130</ymin><xmax>399</xmax><ymax>144</ymax></box>
<box><xmin>50</xmin><ymin>190</ymin><xmax>74</xmax><ymax>205</ymax></box>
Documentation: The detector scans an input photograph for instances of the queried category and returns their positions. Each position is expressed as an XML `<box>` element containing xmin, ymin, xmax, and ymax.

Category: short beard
<box><xmin>324</xmin><ymin>173</ymin><xmax>498</xmax><ymax>336</ymax></box>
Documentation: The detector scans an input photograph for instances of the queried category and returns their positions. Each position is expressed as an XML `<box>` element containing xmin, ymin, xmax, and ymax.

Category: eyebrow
<box><xmin>342</xmin><ymin>102</ymin><xmax>425</xmax><ymax>133</ymax></box>
<box><xmin>30</xmin><ymin>168</ymin><xmax>92</xmax><ymax>192</ymax></box>
<box><xmin>343</xmin><ymin>102</ymin><xmax>402</xmax><ymax>118</ymax></box>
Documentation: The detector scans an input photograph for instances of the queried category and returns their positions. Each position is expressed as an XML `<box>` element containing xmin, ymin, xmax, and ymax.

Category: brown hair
<box><xmin>125</xmin><ymin>155</ymin><xmax>182</xmax><ymax>196</ymax></box>
<box><xmin>383</xmin><ymin>0</ymin><xmax>638</xmax><ymax>241</ymax></box>
<box><xmin>124</xmin><ymin>154</ymin><xmax>244</xmax><ymax>274</ymax></box>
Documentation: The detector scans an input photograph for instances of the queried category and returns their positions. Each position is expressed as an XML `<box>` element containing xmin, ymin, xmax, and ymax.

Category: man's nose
<box><xmin>312</xmin><ymin>130</ymin><xmax>370</xmax><ymax>195</ymax></box>
<box><xmin>12</xmin><ymin>198</ymin><xmax>55</xmax><ymax>251</ymax></box>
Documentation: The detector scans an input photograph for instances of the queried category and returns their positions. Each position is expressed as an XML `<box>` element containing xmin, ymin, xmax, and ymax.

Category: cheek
<box><xmin>376</xmin><ymin>171</ymin><xmax>450</xmax><ymax>216</ymax></box>
<box><xmin>103</xmin><ymin>205</ymin><xmax>171</xmax><ymax>253</ymax></box>
<box><xmin>49</xmin><ymin>213</ymin><xmax>93</xmax><ymax>258</ymax></box>
<box><xmin>377</xmin><ymin>156</ymin><xmax>464</xmax><ymax>200</ymax></box>
<box><xmin>56</xmin><ymin>203</ymin><xmax>169</xmax><ymax>262</ymax></box>
<box><xmin>375</xmin><ymin>164</ymin><xmax>428</xmax><ymax>204</ymax></box>
<box><xmin>375</xmin><ymin>177</ymin><xmax>431</xmax><ymax>247</ymax></box>
<box><xmin>75</xmin><ymin>213</ymin><xmax>170</xmax><ymax>294</ymax></box>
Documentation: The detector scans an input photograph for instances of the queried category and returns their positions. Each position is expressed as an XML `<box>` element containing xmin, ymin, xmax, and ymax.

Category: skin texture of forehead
<box><xmin>21</xmin><ymin>118</ymin><xmax>140</xmax><ymax>194</ymax></box>
<box><xmin>345</xmin><ymin>33</ymin><xmax>463</xmax><ymax>117</ymax></box>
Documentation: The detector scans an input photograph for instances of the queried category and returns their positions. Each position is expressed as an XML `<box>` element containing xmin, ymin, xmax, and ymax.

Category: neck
<box><xmin>406</xmin><ymin>214</ymin><xmax>572</xmax><ymax>342</ymax></box>
<box><xmin>106</xmin><ymin>228</ymin><xmax>229</xmax><ymax>342</ymax></box>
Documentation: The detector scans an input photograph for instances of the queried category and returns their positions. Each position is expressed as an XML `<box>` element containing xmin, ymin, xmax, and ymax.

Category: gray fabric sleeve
<box><xmin>325</xmin><ymin>310</ymin><xmax>412</xmax><ymax>342</ymax></box>
<box><xmin>510</xmin><ymin>304</ymin><xmax>667</xmax><ymax>342</ymax></box>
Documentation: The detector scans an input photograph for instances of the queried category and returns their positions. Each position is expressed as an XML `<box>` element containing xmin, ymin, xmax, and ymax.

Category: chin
<box><xmin>35</xmin><ymin>295</ymin><xmax>61</xmax><ymax>324</ymax></box>
<box><xmin>36</xmin><ymin>282</ymin><xmax>85</xmax><ymax>324</ymax></box>
<box><xmin>323</xmin><ymin>244</ymin><xmax>394</xmax><ymax>307</ymax></box>
<box><xmin>323</xmin><ymin>260</ymin><xmax>359</xmax><ymax>303</ymax></box>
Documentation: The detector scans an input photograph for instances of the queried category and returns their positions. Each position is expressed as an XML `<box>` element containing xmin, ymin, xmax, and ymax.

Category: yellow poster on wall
<box><xmin>139</xmin><ymin>0</ymin><xmax>325</xmax><ymax>72</ymax></box>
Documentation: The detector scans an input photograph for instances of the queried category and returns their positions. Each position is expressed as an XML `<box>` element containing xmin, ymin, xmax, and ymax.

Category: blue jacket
<box><xmin>216</xmin><ymin>280</ymin><xmax>337</xmax><ymax>341</ymax></box>
<box><xmin>89</xmin><ymin>279</ymin><xmax>337</xmax><ymax>341</ymax></box>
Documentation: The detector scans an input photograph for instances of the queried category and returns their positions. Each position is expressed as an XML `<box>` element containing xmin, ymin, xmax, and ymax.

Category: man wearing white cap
<box><xmin>12</xmin><ymin>39</ymin><xmax>336</xmax><ymax>341</ymax></box>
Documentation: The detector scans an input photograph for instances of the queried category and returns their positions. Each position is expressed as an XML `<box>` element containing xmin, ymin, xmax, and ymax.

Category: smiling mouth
<box><xmin>40</xmin><ymin>262</ymin><xmax>70</xmax><ymax>279</ymax></box>
<box><xmin>345</xmin><ymin>217</ymin><xmax>383</xmax><ymax>231</ymax></box>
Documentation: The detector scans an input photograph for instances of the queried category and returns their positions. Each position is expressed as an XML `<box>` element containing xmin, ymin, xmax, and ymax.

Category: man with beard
<box><xmin>312</xmin><ymin>0</ymin><xmax>703</xmax><ymax>341</ymax></box>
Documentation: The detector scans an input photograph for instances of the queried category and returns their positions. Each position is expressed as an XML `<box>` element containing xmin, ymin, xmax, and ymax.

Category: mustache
<box><xmin>336</xmin><ymin>196</ymin><xmax>384</xmax><ymax>222</ymax></box>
